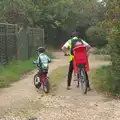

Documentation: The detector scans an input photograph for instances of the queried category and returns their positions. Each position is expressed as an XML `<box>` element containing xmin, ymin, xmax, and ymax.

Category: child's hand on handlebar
<box><xmin>64</xmin><ymin>53</ymin><xmax>70</xmax><ymax>56</ymax></box>
<box><xmin>87</xmin><ymin>51</ymin><xmax>90</xmax><ymax>57</ymax></box>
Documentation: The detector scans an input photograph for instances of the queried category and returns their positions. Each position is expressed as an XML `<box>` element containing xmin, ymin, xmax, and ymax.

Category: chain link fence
<box><xmin>0</xmin><ymin>23</ymin><xmax>44</xmax><ymax>66</ymax></box>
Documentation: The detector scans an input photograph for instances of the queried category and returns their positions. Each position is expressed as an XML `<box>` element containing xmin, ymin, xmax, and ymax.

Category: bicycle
<box><xmin>33</xmin><ymin>61</ymin><xmax>50</xmax><ymax>93</ymax></box>
<box><xmin>73</xmin><ymin>45</ymin><xmax>89</xmax><ymax>94</ymax></box>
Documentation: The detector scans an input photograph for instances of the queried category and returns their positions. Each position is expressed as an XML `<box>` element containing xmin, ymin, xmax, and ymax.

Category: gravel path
<box><xmin>0</xmin><ymin>52</ymin><xmax>119</xmax><ymax>120</ymax></box>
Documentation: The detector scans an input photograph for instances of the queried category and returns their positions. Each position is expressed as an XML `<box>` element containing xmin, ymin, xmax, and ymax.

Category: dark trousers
<box><xmin>67</xmin><ymin>60</ymin><xmax>90</xmax><ymax>87</ymax></box>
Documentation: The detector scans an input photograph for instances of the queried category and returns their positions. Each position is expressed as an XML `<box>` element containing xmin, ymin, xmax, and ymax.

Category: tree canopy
<box><xmin>0</xmin><ymin>0</ymin><xmax>112</xmax><ymax>47</ymax></box>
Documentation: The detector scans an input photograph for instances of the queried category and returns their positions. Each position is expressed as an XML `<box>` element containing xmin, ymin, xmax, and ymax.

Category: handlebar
<box><xmin>33</xmin><ymin>60</ymin><xmax>51</xmax><ymax>68</ymax></box>
<box><xmin>64</xmin><ymin>53</ymin><xmax>70</xmax><ymax>56</ymax></box>
<box><xmin>33</xmin><ymin>61</ymin><xmax>39</xmax><ymax>67</ymax></box>
<box><xmin>33</xmin><ymin>61</ymin><xmax>39</xmax><ymax>64</ymax></box>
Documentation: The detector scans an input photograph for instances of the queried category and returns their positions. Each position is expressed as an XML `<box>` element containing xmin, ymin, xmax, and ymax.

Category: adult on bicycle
<box><xmin>62</xmin><ymin>31</ymin><xmax>91</xmax><ymax>90</ymax></box>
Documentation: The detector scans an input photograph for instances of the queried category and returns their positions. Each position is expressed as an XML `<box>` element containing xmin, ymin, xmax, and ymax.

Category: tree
<box><xmin>86</xmin><ymin>26</ymin><xmax>107</xmax><ymax>48</ymax></box>
<box><xmin>0</xmin><ymin>0</ymin><xmax>106</xmax><ymax>47</ymax></box>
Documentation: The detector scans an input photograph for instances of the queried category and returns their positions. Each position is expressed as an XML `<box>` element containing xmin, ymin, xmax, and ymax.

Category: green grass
<box><xmin>0</xmin><ymin>58</ymin><xmax>36</xmax><ymax>88</ymax></box>
<box><xmin>0</xmin><ymin>49</ymin><xmax>55</xmax><ymax>88</ymax></box>
<box><xmin>90</xmin><ymin>66</ymin><xmax>111</xmax><ymax>91</ymax></box>
<box><xmin>89</xmin><ymin>66</ymin><xmax>119</xmax><ymax>97</ymax></box>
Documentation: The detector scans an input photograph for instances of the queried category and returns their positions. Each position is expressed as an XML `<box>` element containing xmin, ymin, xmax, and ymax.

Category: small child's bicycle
<box><xmin>33</xmin><ymin>61</ymin><xmax>50</xmax><ymax>93</ymax></box>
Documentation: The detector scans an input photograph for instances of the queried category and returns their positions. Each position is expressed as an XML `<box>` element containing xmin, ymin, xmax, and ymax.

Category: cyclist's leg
<box><xmin>67</xmin><ymin>60</ymin><xmax>73</xmax><ymax>89</ymax></box>
<box><xmin>85</xmin><ymin>72</ymin><xmax>89</xmax><ymax>87</ymax></box>
<box><xmin>39</xmin><ymin>68</ymin><xmax>43</xmax><ymax>75</ymax></box>
<box><xmin>85</xmin><ymin>72</ymin><xmax>92</xmax><ymax>90</ymax></box>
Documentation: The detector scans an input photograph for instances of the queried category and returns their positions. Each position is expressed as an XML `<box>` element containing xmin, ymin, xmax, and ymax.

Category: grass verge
<box><xmin>0</xmin><ymin>50</ymin><xmax>55</xmax><ymax>88</ymax></box>
<box><xmin>0</xmin><ymin>58</ymin><xmax>36</xmax><ymax>88</ymax></box>
<box><xmin>89</xmin><ymin>66</ymin><xmax>120</xmax><ymax>97</ymax></box>
<box><xmin>89</xmin><ymin>66</ymin><xmax>112</xmax><ymax>93</ymax></box>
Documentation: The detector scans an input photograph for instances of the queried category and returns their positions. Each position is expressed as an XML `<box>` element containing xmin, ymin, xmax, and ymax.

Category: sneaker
<box><xmin>67</xmin><ymin>86</ymin><xmax>71</xmax><ymax>90</ymax></box>
<box><xmin>87</xmin><ymin>87</ymin><xmax>92</xmax><ymax>91</ymax></box>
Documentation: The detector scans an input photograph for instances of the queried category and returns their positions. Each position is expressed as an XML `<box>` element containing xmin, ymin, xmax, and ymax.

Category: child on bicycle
<box><xmin>36</xmin><ymin>47</ymin><xmax>51</xmax><ymax>75</ymax></box>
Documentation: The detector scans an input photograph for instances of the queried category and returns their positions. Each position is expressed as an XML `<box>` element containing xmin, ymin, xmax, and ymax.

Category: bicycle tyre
<box><xmin>33</xmin><ymin>74</ymin><xmax>41</xmax><ymax>89</ymax></box>
<box><xmin>78</xmin><ymin>65</ymin><xmax>87</xmax><ymax>94</ymax></box>
<box><xmin>77</xmin><ymin>73</ymin><xmax>80</xmax><ymax>88</ymax></box>
<box><xmin>43</xmin><ymin>77</ymin><xmax>50</xmax><ymax>93</ymax></box>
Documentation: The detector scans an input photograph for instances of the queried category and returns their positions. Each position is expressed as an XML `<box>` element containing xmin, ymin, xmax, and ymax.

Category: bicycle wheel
<box><xmin>43</xmin><ymin>77</ymin><xmax>50</xmax><ymax>93</ymax></box>
<box><xmin>33</xmin><ymin>74</ymin><xmax>41</xmax><ymax>89</ymax></box>
<box><xmin>77</xmin><ymin>73</ymin><xmax>80</xmax><ymax>88</ymax></box>
<box><xmin>78</xmin><ymin>65</ymin><xmax>87</xmax><ymax>94</ymax></box>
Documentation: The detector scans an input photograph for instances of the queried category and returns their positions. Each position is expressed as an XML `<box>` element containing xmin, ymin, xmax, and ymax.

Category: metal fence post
<box><xmin>5</xmin><ymin>24</ymin><xmax>8</xmax><ymax>64</ymax></box>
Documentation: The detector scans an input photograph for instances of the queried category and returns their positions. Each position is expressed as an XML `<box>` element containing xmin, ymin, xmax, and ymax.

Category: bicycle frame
<box><xmin>41</xmin><ymin>72</ymin><xmax>47</xmax><ymax>84</ymax></box>
<box><xmin>33</xmin><ymin>61</ymin><xmax>48</xmax><ymax>85</ymax></box>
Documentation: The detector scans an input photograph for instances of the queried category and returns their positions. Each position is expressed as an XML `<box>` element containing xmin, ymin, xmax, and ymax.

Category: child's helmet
<box><xmin>37</xmin><ymin>46</ymin><xmax>45</xmax><ymax>53</ymax></box>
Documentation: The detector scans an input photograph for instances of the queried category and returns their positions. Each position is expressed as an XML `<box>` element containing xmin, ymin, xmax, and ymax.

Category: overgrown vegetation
<box><xmin>86</xmin><ymin>0</ymin><xmax>120</xmax><ymax>96</ymax></box>
<box><xmin>95</xmin><ymin>0</ymin><xmax>120</xmax><ymax>95</ymax></box>
<box><xmin>90</xmin><ymin>66</ymin><xmax>120</xmax><ymax>96</ymax></box>
<box><xmin>86</xmin><ymin>26</ymin><xmax>108</xmax><ymax>48</ymax></box>
<box><xmin>0</xmin><ymin>58</ymin><xmax>35</xmax><ymax>88</ymax></box>
<box><xmin>90</xmin><ymin>67</ymin><xmax>110</xmax><ymax>91</ymax></box>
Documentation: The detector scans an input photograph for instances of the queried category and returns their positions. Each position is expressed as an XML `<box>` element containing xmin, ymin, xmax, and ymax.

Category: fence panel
<box><xmin>0</xmin><ymin>24</ymin><xmax>7</xmax><ymax>65</ymax></box>
<box><xmin>7</xmin><ymin>24</ymin><xmax>17</xmax><ymax>61</ymax></box>
<box><xmin>0</xmin><ymin>23</ymin><xmax>44</xmax><ymax>65</ymax></box>
<box><xmin>27</xmin><ymin>28</ymin><xmax>34</xmax><ymax>59</ymax></box>
<box><xmin>28</xmin><ymin>27</ymin><xmax>44</xmax><ymax>58</ymax></box>
<box><xmin>17</xmin><ymin>27</ymin><xmax>29</xmax><ymax>60</ymax></box>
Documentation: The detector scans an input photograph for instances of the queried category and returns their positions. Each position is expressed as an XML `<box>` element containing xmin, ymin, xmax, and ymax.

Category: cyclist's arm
<box><xmin>47</xmin><ymin>56</ymin><xmax>51</xmax><ymax>63</ymax></box>
<box><xmin>37</xmin><ymin>56</ymin><xmax>40</xmax><ymax>63</ymax></box>
<box><xmin>62</xmin><ymin>40</ymin><xmax>70</xmax><ymax>55</ymax></box>
<box><xmin>82</xmin><ymin>40</ymin><xmax>91</xmax><ymax>56</ymax></box>
<box><xmin>36</xmin><ymin>56</ymin><xmax>41</xmax><ymax>67</ymax></box>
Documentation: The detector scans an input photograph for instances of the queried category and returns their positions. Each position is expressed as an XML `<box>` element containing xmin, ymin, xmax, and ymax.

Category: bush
<box><xmin>86</xmin><ymin>26</ymin><xmax>108</xmax><ymax>48</ymax></box>
<box><xmin>90</xmin><ymin>66</ymin><xmax>117</xmax><ymax>95</ymax></box>
<box><xmin>107</xmin><ymin>20</ymin><xmax>120</xmax><ymax>94</ymax></box>
<box><xmin>91</xmin><ymin>20</ymin><xmax>120</xmax><ymax>96</ymax></box>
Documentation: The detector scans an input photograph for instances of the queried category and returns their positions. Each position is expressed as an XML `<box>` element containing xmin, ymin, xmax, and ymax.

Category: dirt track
<box><xmin>1</xmin><ymin>52</ymin><xmax>120</xmax><ymax>120</ymax></box>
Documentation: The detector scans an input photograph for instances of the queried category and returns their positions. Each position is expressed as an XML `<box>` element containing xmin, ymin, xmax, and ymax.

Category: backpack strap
<box><xmin>70</xmin><ymin>37</ymin><xmax>84</xmax><ymax>55</ymax></box>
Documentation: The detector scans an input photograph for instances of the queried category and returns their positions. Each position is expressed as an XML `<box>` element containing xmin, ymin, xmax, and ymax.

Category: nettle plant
<box><xmin>107</xmin><ymin>18</ymin><xmax>120</xmax><ymax>93</ymax></box>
